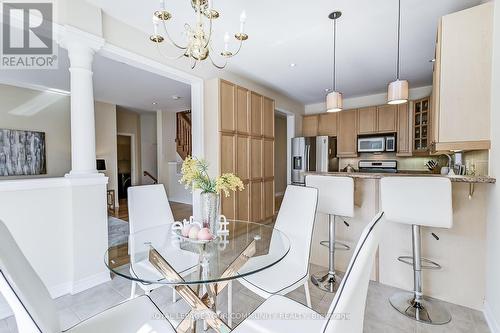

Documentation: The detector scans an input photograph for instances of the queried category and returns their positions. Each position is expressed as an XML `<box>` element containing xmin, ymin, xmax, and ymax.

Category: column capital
<box><xmin>60</xmin><ymin>26</ymin><xmax>105</xmax><ymax>69</ymax></box>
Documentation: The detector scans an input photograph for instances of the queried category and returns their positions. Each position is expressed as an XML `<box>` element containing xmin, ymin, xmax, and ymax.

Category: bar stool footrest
<box><xmin>397</xmin><ymin>256</ymin><xmax>441</xmax><ymax>270</ymax></box>
<box><xmin>320</xmin><ymin>240</ymin><xmax>350</xmax><ymax>251</ymax></box>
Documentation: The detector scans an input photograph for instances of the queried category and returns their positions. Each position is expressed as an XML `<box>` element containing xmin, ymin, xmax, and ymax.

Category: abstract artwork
<box><xmin>0</xmin><ymin>129</ymin><xmax>46</xmax><ymax>176</ymax></box>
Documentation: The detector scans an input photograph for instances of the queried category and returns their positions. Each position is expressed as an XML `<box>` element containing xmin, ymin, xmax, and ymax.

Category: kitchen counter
<box><xmin>305</xmin><ymin>171</ymin><xmax>496</xmax><ymax>184</ymax></box>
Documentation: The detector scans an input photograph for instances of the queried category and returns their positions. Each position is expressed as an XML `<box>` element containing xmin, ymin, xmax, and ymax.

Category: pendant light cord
<box><xmin>333</xmin><ymin>17</ymin><xmax>337</xmax><ymax>91</ymax></box>
<box><xmin>396</xmin><ymin>0</ymin><xmax>401</xmax><ymax>80</ymax></box>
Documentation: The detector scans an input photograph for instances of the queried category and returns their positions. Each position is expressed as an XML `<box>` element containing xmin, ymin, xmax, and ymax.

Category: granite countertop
<box><xmin>305</xmin><ymin>171</ymin><xmax>496</xmax><ymax>184</ymax></box>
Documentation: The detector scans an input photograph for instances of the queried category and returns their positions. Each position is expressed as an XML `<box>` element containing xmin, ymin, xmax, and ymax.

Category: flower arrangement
<box><xmin>180</xmin><ymin>156</ymin><xmax>244</xmax><ymax>196</ymax></box>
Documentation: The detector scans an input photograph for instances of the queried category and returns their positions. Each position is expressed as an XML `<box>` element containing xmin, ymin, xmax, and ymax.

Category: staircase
<box><xmin>176</xmin><ymin>110</ymin><xmax>192</xmax><ymax>160</ymax></box>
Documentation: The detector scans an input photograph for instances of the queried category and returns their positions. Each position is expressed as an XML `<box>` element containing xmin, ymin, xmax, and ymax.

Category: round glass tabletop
<box><xmin>105</xmin><ymin>220</ymin><xmax>290</xmax><ymax>286</ymax></box>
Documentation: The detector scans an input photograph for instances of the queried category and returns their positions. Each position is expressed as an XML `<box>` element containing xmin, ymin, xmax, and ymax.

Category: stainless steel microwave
<box><xmin>358</xmin><ymin>136</ymin><xmax>396</xmax><ymax>153</ymax></box>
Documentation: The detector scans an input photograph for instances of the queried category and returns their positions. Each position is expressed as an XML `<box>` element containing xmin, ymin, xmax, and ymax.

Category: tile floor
<box><xmin>0</xmin><ymin>264</ymin><xmax>490</xmax><ymax>333</ymax></box>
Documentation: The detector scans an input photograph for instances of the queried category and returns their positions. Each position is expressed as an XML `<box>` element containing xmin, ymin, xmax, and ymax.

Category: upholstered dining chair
<box><xmin>231</xmin><ymin>212</ymin><xmax>385</xmax><ymax>333</ymax></box>
<box><xmin>228</xmin><ymin>185</ymin><xmax>319</xmax><ymax>322</ymax></box>
<box><xmin>0</xmin><ymin>220</ymin><xmax>176</xmax><ymax>333</ymax></box>
<box><xmin>127</xmin><ymin>184</ymin><xmax>198</xmax><ymax>301</ymax></box>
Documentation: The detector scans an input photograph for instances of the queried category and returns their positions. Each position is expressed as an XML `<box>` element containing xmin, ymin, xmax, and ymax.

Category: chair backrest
<box><xmin>273</xmin><ymin>185</ymin><xmax>318</xmax><ymax>277</ymax></box>
<box><xmin>380</xmin><ymin>177</ymin><xmax>453</xmax><ymax>228</ymax></box>
<box><xmin>128</xmin><ymin>184</ymin><xmax>176</xmax><ymax>234</ymax></box>
<box><xmin>0</xmin><ymin>220</ymin><xmax>60</xmax><ymax>333</ymax></box>
<box><xmin>322</xmin><ymin>212</ymin><xmax>385</xmax><ymax>333</ymax></box>
<box><xmin>306</xmin><ymin>175</ymin><xmax>354</xmax><ymax>217</ymax></box>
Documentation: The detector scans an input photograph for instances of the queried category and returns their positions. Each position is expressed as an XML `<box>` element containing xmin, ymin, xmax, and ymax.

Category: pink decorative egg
<box><xmin>188</xmin><ymin>225</ymin><xmax>200</xmax><ymax>239</ymax></box>
<box><xmin>197</xmin><ymin>228</ymin><xmax>213</xmax><ymax>240</ymax></box>
<box><xmin>181</xmin><ymin>225</ymin><xmax>192</xmax><ymax>237</ymax></box>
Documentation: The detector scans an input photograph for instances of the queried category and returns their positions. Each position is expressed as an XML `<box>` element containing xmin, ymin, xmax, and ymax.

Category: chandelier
<box><xmin>149</xmin><ymin>0</ymin><xmax>248</xmax><ymax>69</ymax></box>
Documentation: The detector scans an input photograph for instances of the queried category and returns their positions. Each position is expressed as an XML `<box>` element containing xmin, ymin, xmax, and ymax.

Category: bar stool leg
<box><xmin>389</xmin><ymin>225</ymin><xmax>451</xmax><ymax>325</ymax></box>
<box><xmin>311</xmin><ymin>214</ymin><xmax>339</xmax><ymax>293</ymax></box>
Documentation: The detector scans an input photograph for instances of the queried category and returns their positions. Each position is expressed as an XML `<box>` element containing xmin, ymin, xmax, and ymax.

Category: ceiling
<box><xmin>0</xmin><ymin>48</ymin><xmax>191</xmax><ymax>112</ymax></box>
<box><xmin>88</xmin><ymin>0</ymin><xmax>482</xmax><ymax>105</ymax></box>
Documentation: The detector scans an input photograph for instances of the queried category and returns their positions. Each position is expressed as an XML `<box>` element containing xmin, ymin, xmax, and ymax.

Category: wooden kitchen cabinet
<box><xmin>263</xmin><ymin>97</ymin><xmax>275</xmax><ymax>138</ymax></box>
<box><xmin>250</xmin><ymin>180</ymin><xmax>263</xmax><ymax>222</ymax></box>
<box><xmin>396</xmin><ymin>103</ymin><xmax>412</xmax><ymax>156</ymax></box>
<box><xmin>337</xmin><ymin>109</ymin><xmax>358</xmax><ymax>157</ymax></box>
<box><xmin>236</xmin><ymin>86</ymin><xmax>250</xmax><ymax>134</ymax></box>
<box><xmin>302</xmin><ymin>115</ymin><xmax>319</xmax><ymax>137</ymax></box>
<box><xmin>220</xmin><ymin>80</ymin><xmax>236</xmax><ymax>132</ymax></box>
<box><xmin>376</xmin><ymin>105</ymin><xmax>398</xmax><ymax>133</ymax></box>
<box><xmin>431</xmin><ymin>3</ymin><xmax>493</xmax><ymax>151</ymax></box>
<box><xmin>250</xmin><ymin>92</ymin><xmax>263</xmax><ymax>137</ymax></box>
<box><xmin>357</xmin><ymin>107</ymin><xmax>377</xmax><ymax>134</ymax></box>
<box><xmin>318</xmin><ymin>113</ymin><xmax>338</xmax><ymax>136</ymax></box>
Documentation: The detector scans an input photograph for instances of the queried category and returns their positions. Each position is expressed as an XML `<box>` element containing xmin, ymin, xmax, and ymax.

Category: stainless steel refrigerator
<box><xmin>291</xmin><ymin>136</ymin><xmax>338</xmax><ymax>185</ymax></box>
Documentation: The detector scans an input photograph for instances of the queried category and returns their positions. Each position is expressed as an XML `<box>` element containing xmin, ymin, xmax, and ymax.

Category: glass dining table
<box><xmin>104</xmin><ymin>220</ymin><xmax>291</xmax><ymax>333</ymax></box>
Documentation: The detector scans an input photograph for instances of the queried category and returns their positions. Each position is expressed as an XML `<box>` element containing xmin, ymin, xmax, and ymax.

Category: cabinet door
<box><xmin>337</xmin><ymin>109</ymin><xmax>358</xmax><ymax>157</ymax></box>
<box><xmin>236</xmin><ymin>86</ymin><xmax>250</xmax><ymax>134</ymax></box>
<box><xmin>236</xmin><ymin>182</ymin><xmax>250</xmax><ymax>221</ymax></box>
<box><xmin>236</xmin><ymin>135</ymin><xmax>249</xmax><ymax>181</ymax></box>
<box><xmin>302</xmin><ymin>115</ymin><xmax>319</xmax><ymax>137</ymax></box>
<box><xmin>396</xmin><ymin>104</ymin><xmax>411</xmax><ymax>156</ymax></box>
<box><xmin>250</xmin><ymin>138</ymin><xmax>263</xmax><ymax>179</ymax></box>
<box><xmin>318</xmin><ymin>113</ymin><xmax>338</xmax><ymax>136</ymax></box>
<box><xmin>220</xmin><ymin>133</ymin><xmax>236</xmax><ymax>218</ymax></box>
<box><xmin>377</xmin><ymin>105</ymin><xmax>398</xmax><ymax>133</ymax></box>
<box><xmin>263</xmin><ymin>139</ymin><xmax>274</xmax><ymax>179</ymax></box>
<box><xmin>250</xmin><ymin>92</ymin><xmax>263</xmax><ymax>136</ymax></box>
<box><xmin>263</xmin><ymin>97</ymin><xmax>275</xmax><ymax>138</ymax></box>
<box><xmin>250</xmin><ymin>180</ymin><xmax>263</xmax><ymax>222</ymax></box>
<box><xmin>220</xmin><ymin>80</ymin><xmax>236</xmax><ymax>132</ymax></box>
<box><xmin>263</xmin><ymin>180</ymin><xmax>275</xmax><ymax>221</ymax></box>
<box><xmin>357</xmin><ymin>107</ymin><xmax>377</xmax><ymax>134</ymax></box>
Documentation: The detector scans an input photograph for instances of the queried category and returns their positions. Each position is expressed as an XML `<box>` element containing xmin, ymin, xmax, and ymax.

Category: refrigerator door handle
<box><xmin>306</xmin><ymin>145</ymin><xmax>311</xmax><ymax>171</ymax></box>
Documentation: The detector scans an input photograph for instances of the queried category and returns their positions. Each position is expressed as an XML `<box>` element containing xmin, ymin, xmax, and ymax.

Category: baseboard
<box><xmin>484</xmin><ymin>301</ymin><xmax>500</xmax><ymax>333</ymax></box>
<box><xmin>70</xmin><ymin>271</ymin><xmax>111</xmax><ymax>295</ymax></box>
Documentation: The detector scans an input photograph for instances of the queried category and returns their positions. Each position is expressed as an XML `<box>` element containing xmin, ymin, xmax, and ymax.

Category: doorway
<box><xmin>274</xmin><ymin>111</ymin><xmax>288</xmax><ymax>211</ymax></box>
<box><xmin>117</xmin><ymin>134</ymin><xmax>134</xmax><ymax>200</ymax></box>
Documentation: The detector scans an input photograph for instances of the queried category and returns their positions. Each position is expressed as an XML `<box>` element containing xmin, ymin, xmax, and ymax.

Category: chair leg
<box><xmin>130</xmin><ymin>281</ymin><xmax>137</xmax><ymax>299</ymax></box>
<box><xmin>304</xmin><ymin>281</ymin><xmax>312</xmax><ymax>308</ymax></box>
<box><xmin>228</xmin><ymin>280</ymin><xmax>233</xmax><ymax>328</ymax></box>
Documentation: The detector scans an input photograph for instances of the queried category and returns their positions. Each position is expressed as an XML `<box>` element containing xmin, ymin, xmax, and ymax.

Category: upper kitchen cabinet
<box><xmin>220</xmin><ymin>80</ymin><xmax>236</xmax><ymax>133</ymax></box>
<box><xmin>318</xmin><ymin>113</ymin><xmax>338</xmax><ymax>136</ymax></box>
<box><xmin>262</xmin><ymin>97</ymin><xmax>275</xmax><ymax>138</ymax></box>
<box><xmin>413</xmin><ymin>97</ymin><xmax>431</xmax><ymax>154</ymax></box>
<box><xmin>250</xmin><ymin>92</ymin><xmax>263</xmax><ymax>137</ymax></box>
<box><xmin>302</xmin><ymin>115</ymin><xmax>319</xmax><ymax>137</ymax></box>
<box><xmin>431</xmin><ymin>3</ymin><xmax>493</xmax><ymax>151</ymax></box>
<box><xmin>357</xmin><ymin>107</ymin><xmax>377</xmax><ymax>134</ymax></box>
<box><xmin>376</xmin><ymin>105</ymin><xmax>398</xmax><ymax>133</ymax></box>
<box><xmin>236</xmin><ymin>86</ymin><xmax>250</xmax><ymax>134</ymax></box>
<box><xmin>397</xmin><ymin>103</ymin><xmax>412</xmax><ymax>157</ymax></box>
<box><xmin>337</xmin><ymin>109</ymin><xmax>358</xmax><ymax>157</ymax></box>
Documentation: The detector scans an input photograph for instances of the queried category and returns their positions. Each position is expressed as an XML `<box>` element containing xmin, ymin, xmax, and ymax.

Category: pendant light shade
<box><xmin>327</xmin><ymin>91</ymin><xmax>343</xmax><ymax>112</ymax></box>
<box><xmin>326</xmin><ymin>11</ymin><xmax>343</xmax><ymax>113</ymax></box>
<box><xmin>387</xmin><ymin>79</ymin><xmax>409</xmax><ymax>105</ymax></box>
<box><xmin>387</xmin><ymin>0</ymin><xmax>409</xmax><ymax>105</ymax></box>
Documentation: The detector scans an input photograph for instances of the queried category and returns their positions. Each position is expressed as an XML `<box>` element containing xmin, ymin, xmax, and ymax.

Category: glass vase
<box><xmin>200</xmin><ymin>191</ymin><xmax>220</xmax><ymax>234</ymax></box>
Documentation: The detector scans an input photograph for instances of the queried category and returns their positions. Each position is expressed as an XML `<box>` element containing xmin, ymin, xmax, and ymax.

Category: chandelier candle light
<box><xmin>326</xmin><ymin>11</ymin><xmax>343</xmax><ymax>113</ymax></box>
<box><xmin>387</xmin><ymin>0</ymin><xmax>409</xmax><ymax>104</ymax></box>
<box><xmin>150</xmin><ymin>0</ymin><xmax>248</xmax><ymax>69</ymax></box>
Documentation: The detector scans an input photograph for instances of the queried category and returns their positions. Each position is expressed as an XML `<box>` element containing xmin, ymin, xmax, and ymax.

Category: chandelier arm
<box><xmin>208</xmin><ymin>53</ymin><xmax>227</xmax><ymax>69</ymax></box>
<box><xmin>191</xmin><ymin>58</ymin><xmax>197</xmax><ymax>69</ymax></box>
<box><xmin>154</xmin><ymin>42</ymin><xmax>188</xmax><ymax>60</ymax></box>
<box><xmin>204</xmin><ymin>16</ymin><xmax>213</xmax><ymax>49</ymax></box>
<box><xmin>230</xmin><ymin>39</ymin><xmax>244</xmax><ymax>57</ymax></box>
<box><xmin>160</xmin><ymin>19</ymin><xmax>189</xmax><ymax>50</ymax></box>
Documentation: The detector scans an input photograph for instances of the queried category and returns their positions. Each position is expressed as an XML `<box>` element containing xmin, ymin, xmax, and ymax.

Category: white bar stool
<box><xmin>381</xmin><ymin>177</ymin><xmax>453</xmax><ymax>325</ymax></box>
<box><xmin>306</xmin><ymin>175</ymin><xmax>354</xmax><ymax>293</ymax></box>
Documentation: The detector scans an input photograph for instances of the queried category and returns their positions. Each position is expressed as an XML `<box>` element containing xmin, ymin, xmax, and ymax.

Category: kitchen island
<box><xmin>305</xmin><ymin>172</ymin><xmax>494</xmax><ymax>311</ymax></box>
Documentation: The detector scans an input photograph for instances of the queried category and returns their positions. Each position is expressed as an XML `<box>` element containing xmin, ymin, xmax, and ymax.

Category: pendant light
<box><xmin>326</xmin><ymin>11</ymin><xmax>342</xmax><ymax>113</ymax></box>
<box><xmin>387</xmin><ymin>0</ymin><xmax>409</xmax><ymax>105</ymax></box>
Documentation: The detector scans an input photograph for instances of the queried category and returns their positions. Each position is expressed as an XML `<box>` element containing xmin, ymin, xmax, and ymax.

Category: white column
<box><xmin>61</xmin><ymin>27</ymin><xmax>104</xmax><ymax>176</ymax></box>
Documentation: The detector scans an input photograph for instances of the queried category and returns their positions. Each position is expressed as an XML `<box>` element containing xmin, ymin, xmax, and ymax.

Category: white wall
<box><xmin>305</xmin><ymin>86</ymin><xmax>433</xmax><ymax>114</ymax></box>
<box><xmin>95</xmin><ymin>102</ymin><xmax>118</xmax><ymax>206</ymax></box>
<box><xmin>486</xmin><ymin>1</ymin><xmax>500</xmax><ymax>331</ymax></box>
<box><xmin>140</xmin><ymin>113</ymin><xmax>158</xmax><ymax>184</ymax></box>
<box><xmin>116</xmin><ymin>107</ymin><xmax>142</xmax><ymax>185</ymax></box>
<box><xmin>0</xmin><ymin>84</ymin><xmax>71</xmax><ymax>178</ymax></box>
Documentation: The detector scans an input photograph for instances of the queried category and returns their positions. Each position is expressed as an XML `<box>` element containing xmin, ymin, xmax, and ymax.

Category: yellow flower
<box><xmin>215</xmin><ymin>173</ymin><xmax>245</xmax><ymax>197</ymax></box>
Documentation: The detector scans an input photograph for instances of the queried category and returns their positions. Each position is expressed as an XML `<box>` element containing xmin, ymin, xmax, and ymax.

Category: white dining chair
<box><xmin>228</xmin><ymin>185</ymin><xmax>318</xmax><ymax>323</ymax></box>
<box><xmin>0</xmin><ymin>220</ymin><xmax>176</xmax><ymax>333</ymax></box>
<box><xmin>127</xmin><ymin>184</ymin><xmax>198</xmax><ymax>301</ymax></box>
<box><xmin>231</xmin><ymin>212</ymin><xmax>385</xmax><ymax>333</ymax></box>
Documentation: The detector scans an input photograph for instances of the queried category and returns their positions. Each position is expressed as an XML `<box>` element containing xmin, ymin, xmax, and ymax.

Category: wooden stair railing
<box><xmin>176</xmin><ymin>110</ymin><xmax>192</xmax><ymax>160</ymax></box>
<box><xmin>143</xmin><ymin>171</ymin><xmax>158</xmax><ymax>184</ymax></box>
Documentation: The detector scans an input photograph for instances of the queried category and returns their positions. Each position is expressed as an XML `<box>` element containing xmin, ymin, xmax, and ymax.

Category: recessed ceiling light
<box><xmin>289</xmin><ymin>63</ymin><xmax>296</xmax><ymax>68</ymax></box>
<box><xmin>152</xmin><ymin>102</ymin><xmax>158</xmax><ymax>105</ymax></box>
<box><xmin>324</xmin><ymin>88</ymin><xmax>330</xmax><ymax>92</ymax></box>
<box><xmin>172</xmin><ymin>95</ymin><xmax>182</xmax><ymax>100</ymax></box>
